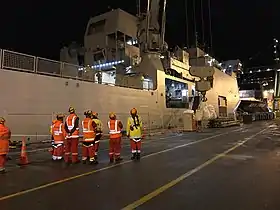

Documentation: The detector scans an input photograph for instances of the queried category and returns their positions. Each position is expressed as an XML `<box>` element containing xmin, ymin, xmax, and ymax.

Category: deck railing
<box><xmin>0</xmin><ymin>48</ymin><xmax>152</xmax><ymax>89</ymax></box>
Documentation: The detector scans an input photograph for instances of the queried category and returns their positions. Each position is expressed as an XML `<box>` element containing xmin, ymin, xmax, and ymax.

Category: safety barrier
<box><xmin>0</xmin><ymin>49</ymin><xmax>153</xmax><ymax>89</ymax></box>
<box><xmin>5</xmin><ymin>111</ymin><xmax>184</xmax><ymax>143</ymax></box>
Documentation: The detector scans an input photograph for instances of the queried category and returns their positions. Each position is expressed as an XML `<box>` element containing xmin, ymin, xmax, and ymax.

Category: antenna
<box><xmin>184</xmin><ymin>0</ymin><xmax>189</xmax><ymax>48</ymax></box>
<box><xmin>160</xmin><ymin>0</ymin><xmax>167</xmax><ymax>51</ymax></box>
<box><xmin>192</xmin><ymin>0</ymin><xmax>198</xmax><ymax>48</ymax></box>
<box><xmin>208</xmin><ymin>0</ymin><xmax>213</xmax><ymax>54</ymax></box>
<box><xmin>145</xmin><ymin>0</ymin><xmax>151</xmax><ymax>51</ymax></box>
<box><xmin>136</xmin><ymin>0</ymin><xmax>141</xmax><ymax>16</ymax></box>
<box><xmin>200</xmin><ymin>0</ymin><xmax>205</xmax><ymax>48</ymax></box>
<box><xmin>273</xmin><ymin>38</ymin><xmax>279</xmax><ymax>97</ymax></box>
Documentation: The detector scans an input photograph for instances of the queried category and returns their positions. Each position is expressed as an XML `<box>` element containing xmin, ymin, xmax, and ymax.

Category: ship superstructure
<box><xmin>0</xmin><ymin>2</ymin><xmax>240</xmax><ymax>142</ymax></box>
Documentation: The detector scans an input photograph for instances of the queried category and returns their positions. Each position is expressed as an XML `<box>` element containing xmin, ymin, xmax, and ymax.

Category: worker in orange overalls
<box><xmin>0</xmin><ymin>117</ymin><xmax>11</xmax><ymax>174</ymax></box>
<box><xmin>82</xmin><ymin>110</ymin><xmax>98</xmax><ymax>164</ymax></box>
<box><xmin>49</xmin><ymin>119</ymin><xmax>57</xmax><ymax>156</ymax></box>
<box><xmin>108</xmin><ymin>112</ymin><xmax>123</xmax><ymax>163</ymax></box>
<box><xmin>64</xmin><ymin>107</ymin><xmax>80</xmax><ymax>165</ymax></box>
<box><xmin>127</xmin><ymin>108</ymin><xmax>143</xmax><ymax>160</ymax></box>
<box><xmin>91</xmin><ymin>112</ymin><xmax>103</xmax><ymax>160</ymax></box>
<box><xmin>51</xmin><ymin>114</ymin><xmax>66</xmax><ymax>161</ymax></box>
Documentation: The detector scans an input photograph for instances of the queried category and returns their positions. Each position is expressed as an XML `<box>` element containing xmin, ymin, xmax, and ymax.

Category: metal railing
<box><xmin>0</xmin><ymin>48</ymin><xmax>152</xmax><ymax>89</ymax></box>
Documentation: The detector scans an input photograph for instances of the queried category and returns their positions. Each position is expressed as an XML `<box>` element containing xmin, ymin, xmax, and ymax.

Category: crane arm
<box><xmin>149</xmin><ymin>0</ymin><xmax>161</xmax><ymax>31</ymax></box>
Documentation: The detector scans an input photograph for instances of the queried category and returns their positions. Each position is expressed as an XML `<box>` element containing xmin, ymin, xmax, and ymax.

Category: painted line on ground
<box><xmin>0</xmin><ymin>129</ymin><xmax>240</xmax><ymax>201</ymax></box>
<box><xmin>121</xmin><ymin>127</ymin><xmax>269</xmax><ymax>210</ymax></box>
<box><xmin>8</xmin><ymin>133</ymin><xmax>191</xmax><ymax>156</ymax></box>
<box><xmin>14</xmin><ymin>126</ymin><xmax>244</xmax><ymax>155</ymax></box>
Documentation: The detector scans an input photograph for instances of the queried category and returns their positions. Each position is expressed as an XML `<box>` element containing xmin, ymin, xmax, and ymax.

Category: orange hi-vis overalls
<box><xmin>0</xmin><ymin>124</ymin><xmax>11</xmax><ymax>172</ymax></box>
<box><xmin>51</xmin><ymin>120</ymin><xmax>66</xmax><ymax>160</ymax></box>
<box><xmin>64</xmin><ymin>113</ymin><xmax>79</xmax><ymax>163</ymax></box>
<box><xmin>108</xmin><ymin>119</ymin><xmax>122</xmax><ymax>160</ymax></box>
<box><xmin>49</xmin><ymin>120</ymin><xmax>57</xmax><ymax>155</ymax></box>
<box><xmin>82</xmin><ymin>117</ymin><xmax>97</xmax><ymax>162</ymax></box>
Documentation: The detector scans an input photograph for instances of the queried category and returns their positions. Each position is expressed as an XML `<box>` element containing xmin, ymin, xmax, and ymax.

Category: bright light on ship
<box><xmin>78</xmin><ymin>60</ymin><xmax>125</xmax><ymax>71</ymax></box>
<box><xmin>91</xmin><ymin>60</ymin><xmax>125</xmax><ymax>69</ymax></box>
<box><xmin>182</xmin><ymin>89</ymin><xmax>188</xmax><ymax>97</ymax></box>
<box><xmin>208</xmin><ymin>58</ymin><xmax>215</xmax><ymax>66</ymax></box>
<box><xmin>126</xmin><ymin>40</ymin><xmax>138</xmax><ymax>45</ymax></box>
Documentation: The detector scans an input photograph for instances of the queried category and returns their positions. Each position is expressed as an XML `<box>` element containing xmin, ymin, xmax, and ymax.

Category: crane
<box><xmin>137</xmin><ymin>0</ymin><xmax>166</xmax><ymax>53</ymax></box>
<box><xmin>137</xmin><ymin>0</ymin><xmax>214</xmax><ymax>101</ymax></box>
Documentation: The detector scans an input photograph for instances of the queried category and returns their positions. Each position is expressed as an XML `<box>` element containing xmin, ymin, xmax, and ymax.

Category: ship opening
<box><xmin>165</xmin><ymin>78</ymin><xmax>189</xmax><ymax>108</ymax></box>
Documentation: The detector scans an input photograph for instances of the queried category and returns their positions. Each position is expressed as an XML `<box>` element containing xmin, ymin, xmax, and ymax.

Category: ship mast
<box><xmin>137</xmin><ymin>0</ymin><xmax>163</xmax><ymax>55</ymax></box>
<box><xmin>160</xmin><ymin>0</ymin><xmax>167</xmax><ymax>51</ymax></box>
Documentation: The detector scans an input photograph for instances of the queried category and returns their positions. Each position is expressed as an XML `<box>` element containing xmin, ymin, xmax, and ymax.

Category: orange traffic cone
<box><xmin>19</xmin><ymin>137</ymin><xmax>29</xmax><ymax>166</ymax></box>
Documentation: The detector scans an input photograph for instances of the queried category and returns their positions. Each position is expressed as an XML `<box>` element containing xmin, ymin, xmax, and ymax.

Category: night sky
<box><xmin>0</xmin><ymin>0</ymin><xmax>279</xmax><ymax>68</ymax></box>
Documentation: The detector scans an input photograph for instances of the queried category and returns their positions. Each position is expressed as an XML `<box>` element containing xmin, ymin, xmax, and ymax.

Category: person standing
<box><xmin>126</xmin><ymin>108</ymin><xmax>143</xmax><ymax>160</ymax></box>
<box><xmin>64</xmin><ymin>107</ymin><xmax>80</xmax><ymax>165</ymax></box>
<box><xmin>91</xmin><ymin>112</ymin><xmax>103</xmax><ymax>160</ymax></box>
<box><xmin>82</xmin><ymin>110</ymin><xmax>98</xmax><ymax>164</ymax></box>
<box><xmin>51</xmin><ymin>114</ymin><xmax>66</xmax><ymax>161</ymax></box>
<box><xmin>108</xmin><ymin>112</ymin><xmax>123</xmax><ymax>163</ymax></box>
<box><xmin>0</xmin><ymin>117</ymin><xmax>11</xmax><ymax>174</ymax></box>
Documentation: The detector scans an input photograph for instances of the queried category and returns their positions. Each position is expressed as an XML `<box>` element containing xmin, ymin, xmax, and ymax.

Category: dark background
<box><xmin>0</xmin><ymin>0</ymin><xmax>279</xmax><ymax>68</ymax></box>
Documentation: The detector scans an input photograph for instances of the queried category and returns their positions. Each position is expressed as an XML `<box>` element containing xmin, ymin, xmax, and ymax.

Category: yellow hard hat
<box><xmin>130</xmin><ymin>108</ymin><xmax>137</xmax><ymax>115</ymax></box>
<box><xmin>68</xmin><ymin>106</ymin><xmax>75</xmax><ymax>113</ymax></box>
<box><xmin>109</xmin><ymin>112</ymin><xmax>116</xmax><ymax>119</ymax></box>
<box><xmin>0</xmin><ymin>117</ymin><xmax>5</xmax><ymax>124</ymax></box>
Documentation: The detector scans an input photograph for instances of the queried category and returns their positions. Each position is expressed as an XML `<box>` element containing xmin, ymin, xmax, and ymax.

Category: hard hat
<box><xmin>92</xmin><ymin>112</ymin><xmax>98</xmax><ymax>117</ymax></box>
<box><xmin>68</xmin><ymin>106</ymin><xmax>75</xmax><ymax>113</ymax></box>
<box><xmin>84</xmin><ymin>110</ymin><xmax>92</xmax><ymax>116</ymax></box>
<box><xmin>130</xmin><ymin>108</ymin><xmax>137</xmax><ymax>115</ymax></box>
<box><xmin>56</xmin><ymin>113</ymin><xmax>64</xmax><ymax>119</ymax></box>
<box><xmin>109</xmin><ymin>112</ymin><xmax>116</xmax><ymax>119</ymax></box>
<box><xmin>0</xmin><ymin>117</ymin><xmax>5</xmax><ymax>124</ymax></box>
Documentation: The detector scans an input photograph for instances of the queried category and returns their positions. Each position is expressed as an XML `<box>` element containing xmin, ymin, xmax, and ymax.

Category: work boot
<box><xmin>131</xmin><ymin>153</ymin><xmax>136</xmax><ymax>160</ymax></box>
<box><xmin>94</xmin><ymin>155</ymin><xmax>98</xmax><ymax>160</ymax></box>
<box><xmin>0</xmin><ymin>168</ymin><xmax>6</xmax><ymax>174</ymax></box>
<box><xmin>136</xmin><ymin>153</ymin><xmax>141</xmax><ymax>160</ymax></box>
<box><xmin>82</xmin><ymin>160</ymin><xmax>87</xmax><ymax>164</ymax></box>
<box><xmin>115</xmin><ymin>157</ymin><xmax>123</xmax><ymax>163</ymax></box>
<box><xmin>109</xmin><ymin>158</ymin><xmax>114</xmax><ymax>163</ymax></box>
<box><xmin>90</xmin><ymin>159</ymin><xmax>98</xmax><ymax>165</ymax></box>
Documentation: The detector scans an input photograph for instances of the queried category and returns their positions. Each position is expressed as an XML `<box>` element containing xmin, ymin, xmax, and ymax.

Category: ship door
<box><xmin>218</xmin><ymin>96</ymin><xmax>227</xmax><ymax>117</ymax></box>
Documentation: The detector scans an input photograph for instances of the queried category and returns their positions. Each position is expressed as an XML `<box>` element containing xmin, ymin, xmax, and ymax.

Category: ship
<box><xmin>0</xmin><ymin>1</ymin><xmax>241</xmax><ymax>142</ymax></box>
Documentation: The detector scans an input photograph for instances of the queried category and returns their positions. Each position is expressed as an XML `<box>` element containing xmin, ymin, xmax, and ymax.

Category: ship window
<box><xmin>218</xmin><ymin>96</ymin><xmax>227</xmax><ymax>117</ymax></box>
<box><xmin>92</xmin><ymin>49</ymin><xmax>105</xmax><ymax>63</ymax></box>
<box><xmin>125</xmin><ymin>35</ymin><xmax>138</xmax><ymax>47</ymax></box>
<box><xmin>107</xmin><ymin>31</ymin><xmax>125</xmax><ymax>42</ymax></box>
<box><xmin>142</xmin><ymin>78</ymin><xmax>153</xmax><ymax>90</ymax></box>
<box><xmin>87</xmin><ymin>19</ymin><xmax>106</xmax><ymax>35</ymax></box>
<box><xmin>165</xmin><ymin>78</ymin><xmax>189</xmax><ymax>109</ymax></box>
<box><xmin>94</xmin><ymin>70</ymin><xmax>116</xmax><ymax>85</ymax></box>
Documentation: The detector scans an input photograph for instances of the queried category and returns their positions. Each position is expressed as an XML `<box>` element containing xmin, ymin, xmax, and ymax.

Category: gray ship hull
<box><xmin>0</xmin><ymin>65</ymin><xmax>239</xmax><ymax>142</ymax></box>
